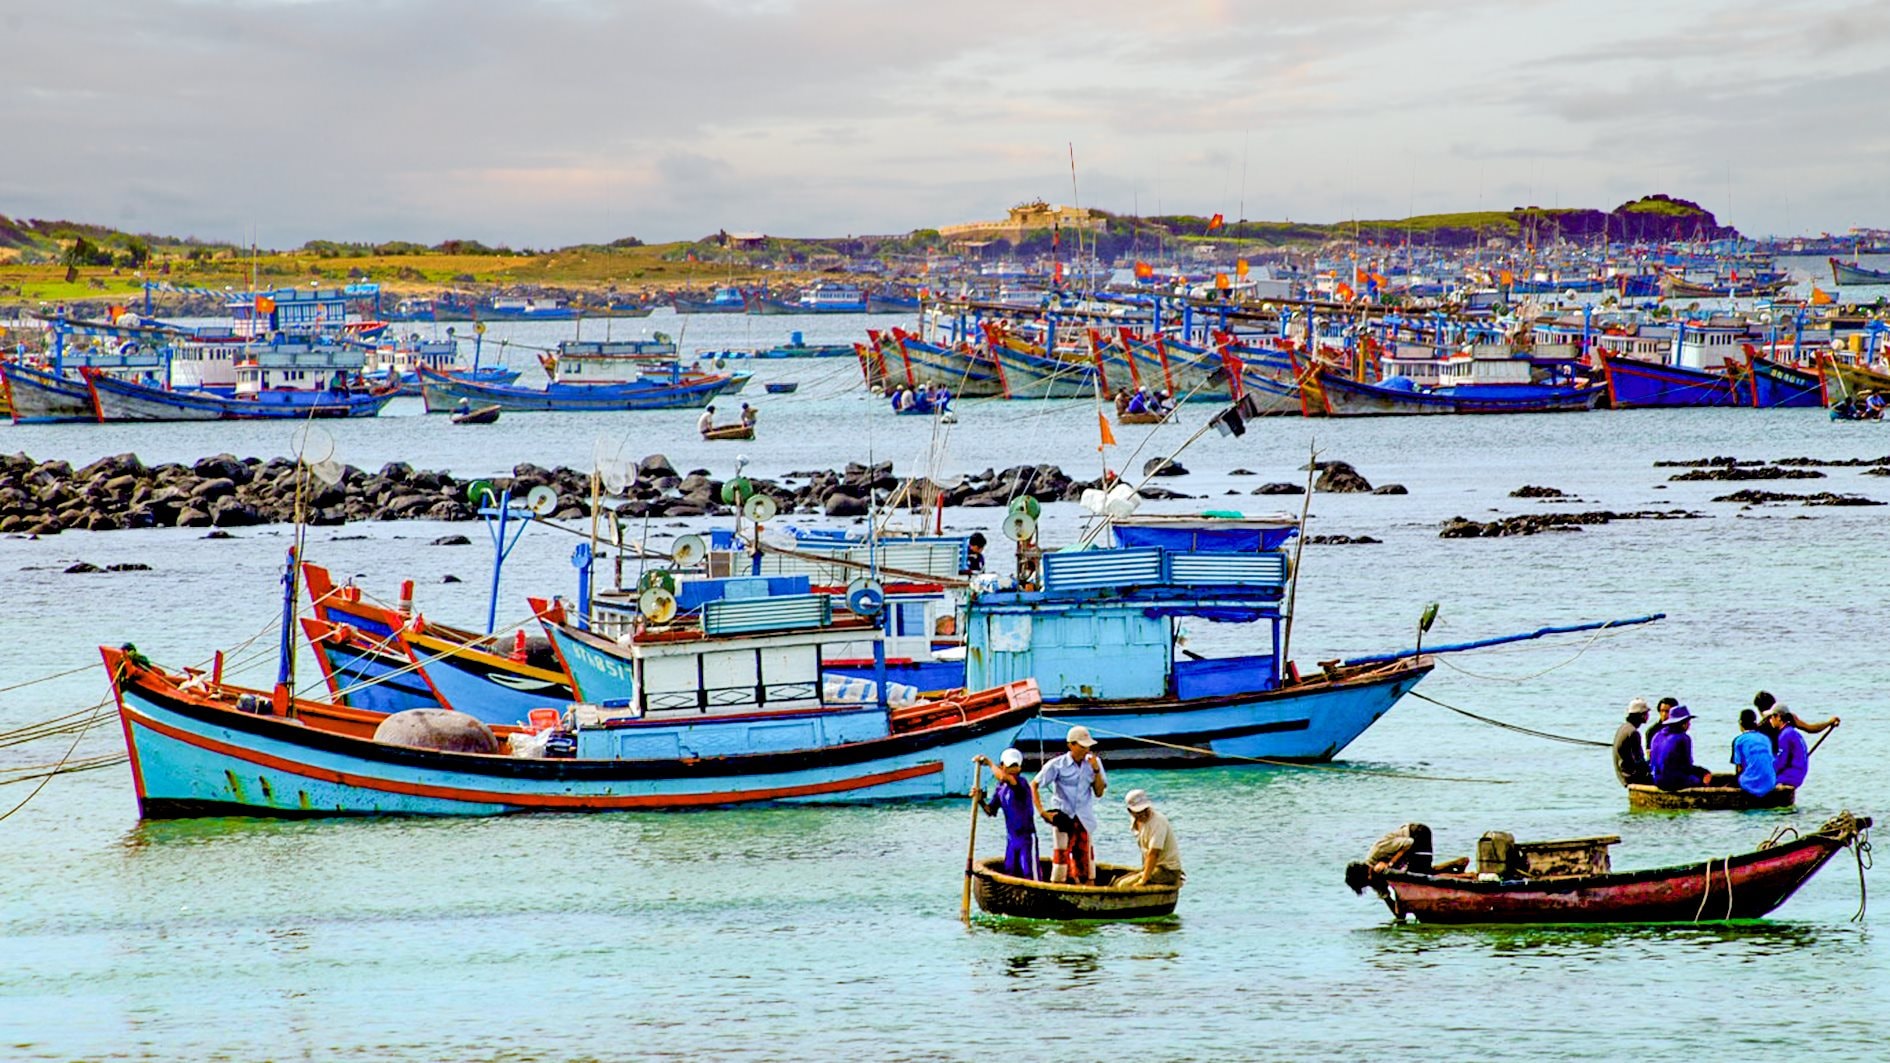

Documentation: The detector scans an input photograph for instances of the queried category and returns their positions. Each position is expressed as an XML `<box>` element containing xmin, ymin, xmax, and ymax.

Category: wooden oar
<box><xmin>1808</xmin><ymin>724</ymin><xmax>1840</xmax><ymax>756</ymax></box>
<box><xmin>961</xmin><ymin>758</ymin><xmax>984</xmax><ymax>923</ymax></box>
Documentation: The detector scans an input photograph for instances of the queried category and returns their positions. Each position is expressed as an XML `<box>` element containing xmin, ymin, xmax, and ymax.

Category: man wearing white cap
<box><xmin>1117</xmin><ymin>789</ymin><xmax>1183</xmax><ymax>889</ymax></box>
<box><xmin>972</xmin><ymin>748</ymin><xmax>1045</xmax><ymax>879</ymax></box>
<box><xmin>1033</xmin><ymin>725</ymin><xmax>1107</xmax><ymax>884</ymax></box>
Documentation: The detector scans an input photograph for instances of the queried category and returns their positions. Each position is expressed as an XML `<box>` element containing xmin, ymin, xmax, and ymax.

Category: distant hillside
<box><xmin>1143</xmin><ymin>195</ymin><xmax>1737</xmax><ymax>249</ymax></box>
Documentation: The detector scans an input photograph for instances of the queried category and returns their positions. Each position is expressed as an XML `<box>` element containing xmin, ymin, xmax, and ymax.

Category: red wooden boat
<box><xmin>1361</xmin><ymin>813</ymin><xmax>1870</xmax><ymax>924</ymax></box>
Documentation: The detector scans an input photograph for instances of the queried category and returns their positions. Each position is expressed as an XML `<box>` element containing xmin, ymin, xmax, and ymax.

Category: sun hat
<box><xmin>1124</xmin><ymin>789</ymin><xmax>1152</xmax><ymax>813</ymax></box>
<box><xmin>999</xmin><ymin>748</ymin><xmax>1024</xmax><ymax>768</ymax></box>
<box><xmin>1668</xmin><ymin>705</ymin><xmax>1693</xmax><ymax>723</ymax></box>
<box><xmin>1066</xmin><ymin>725</ymin><xmax>1096</xmax><ymax>748</ymax></box>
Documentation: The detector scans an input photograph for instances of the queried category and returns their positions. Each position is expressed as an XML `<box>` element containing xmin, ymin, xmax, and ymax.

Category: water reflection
<box><xmin>1362</xmin><ymin>918</ymin><xmax>1854</xmax><ymax>967</ymax></box>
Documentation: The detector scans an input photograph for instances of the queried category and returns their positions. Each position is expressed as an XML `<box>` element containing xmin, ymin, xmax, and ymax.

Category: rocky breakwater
<box><xmin>0</xmin><ymin>451</ymin><xmax>1201</xmax><ymax>536</ymax></box>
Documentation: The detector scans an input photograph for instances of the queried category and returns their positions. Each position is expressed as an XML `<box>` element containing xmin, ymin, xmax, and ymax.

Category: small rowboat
<box><xmin>701</xmin><ymin>424</ymin><xmax>755</xmax><ymax>441</ymax></box>
<box><xmin>1362</xmin><ymin>812</ymin><xmax>1869</xmax><ymax>925</ymax></box>
<box><xmin>1119</xmin><ymin>410</ymin><xmax>1174</xmax><ymax>425</ymax></box>
<box><xmin>450</xmin><ymin>404</ymin><xmax>502</xmax><ymax>425</ymax></box>
<box><xmin>1628</xmin><ymin>783</ymin><xmax>1795</xmax><ymax>811</ymax></box>
<box><xmin>764</xmin><ymin>382</ymin><xmax>799</xmax><ymax>394</ymax></box>
<box><xmin>971</xmin><ymin>857</ymin><xmax>1180</xmax><ymax>920</ymax></box>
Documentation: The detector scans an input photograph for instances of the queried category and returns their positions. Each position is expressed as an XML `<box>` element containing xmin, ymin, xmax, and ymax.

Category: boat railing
<box><xmin>1040</xmin><ymin>548</ymin><xmax>1287</xmax><ymax>593</ymax></box>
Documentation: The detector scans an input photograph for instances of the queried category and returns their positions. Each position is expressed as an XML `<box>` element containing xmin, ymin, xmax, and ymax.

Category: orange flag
<box><xmin>1236</xmin><ymin>258</ymin><xmax>1250</xmax><ymax>278</ymax></box>
<box><xmin>254</xmin><ymin>295</ymin><xmax>276</xmax><ymax>313</ymax></box>
<box><xmin>1207</xmin><ymin>213</ymin><xmax>1225</xmax><ymax>232</ymax></box>
<box><xmin>1336</xmin><ymin>282</ymin><xmax>1355</xmax><ymax>301</ymax></box>
<box><xmin>1498</xmin><ymin>269</ymin><xmax>1515</xmax><ymax>287</ymax></box>
<box><xmin>1098</xmin><ymin>412</ymin><xmax>1117</xmax><ymax>450</ymax></box>
<box><xmin>1811</xmin><ymin>287</ymin><xmax>1834</xmax><ymax>305</ymax></box>
<box><xmin>1214</xmin><ymin>273</ymin><xmax>1230</xmax><ymax>289</ymax></box>
<box><xmin>1134</xmin><ymin>260</ymin><xmax>1154</xmax><ymax>280</ymax></box>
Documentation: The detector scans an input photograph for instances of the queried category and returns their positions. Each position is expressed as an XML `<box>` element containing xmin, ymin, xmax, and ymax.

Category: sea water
<box><xmin>0</xmin><ymin>306</ymin><xmax>1886</xmax><ymax>1060</ymax></box>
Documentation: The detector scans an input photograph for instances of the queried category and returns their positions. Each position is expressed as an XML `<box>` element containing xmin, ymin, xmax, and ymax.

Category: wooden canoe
<box><xmin>1628</xmin><ymin>783</ymin><xmax>1795</xmax><ymax>811</ymax></box>
<box><xmin>450</xmin><ymin>404</ymin><xmax>502</xmax><ymax>425</ymax></box>
<box><xmin>1119</xmin><ymin>410</ymin><xmax>1173</xmax><ymax>425</ymax></box>
<box><xmin>971</xmin><ymin>857</ymin><xmax>1180</xmax><ymax>920</ymax></box>
<box><xmin>702</xmin><ymin>424</ymin><xmax>755</xmax><ymax>440</ymax></box>
<box><xmin>1366</xmin><ymin>812</ymin><xmax>1869</xmax><ymax>925</ymax></box>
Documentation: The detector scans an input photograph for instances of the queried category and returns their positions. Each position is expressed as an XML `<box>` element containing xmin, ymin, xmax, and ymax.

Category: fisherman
<box><xmin>1034</xmin><ymin>725</ymin><xmax>1107</xmax><ymax>885</ymax></box>
<box><xmin>455</xmin><ymin>397</ymin><xmax>471</xmax><ymax>416</ymax></box>
<box><xmin>1612</xmin><ymin>697</ymin><xmax>1654</xmax><ymax>787</ymax></box>
<box><xmin>1649</xmin><ymin>705</ymin><xmax>1712</xmax><ymax>790</ymax></box>
<box><xmin>1151</xmin><ymin>389</ymin><xmax>1173</xmax><ymax>415</ymax></box>
<box><xmin>697</xmin><ymin>405</ymin><xmax>717</xmax><ymax>437</ymax></box>
<box><xmin>1116</xmin><ymin>789</ymin><xmax>1184</xmax><ymax>888</ymax></box>
<box><xmin>1127</xmin><ymin>387</ymin><xmax>1149</xmax><ymax>415</ymax></box>
<box><xmin>739</xmin><ymin>402</ymin><xmax>757</xmax><ymax>429</ymax></box>
<box><xmin>1760</xmin><ymin>695</ymin><xmax>1839</xmax><ymax>789</ymax></box>
<box><xmin>1653</xmin><ymin>695</ymin><xmax>1679</xmax><ymax>730</ymax></box>
<box><xmin>1114</xmin><ymin>388</ymin><xmax>1132</xmax><ymax>416</ymax></box>
<box><xmin>1729</xmin><ymin>708</ymin><xmax>1779</xmax><ymax>796</ymax></box>
<box><xmin>1344</xmin><ymin>822</ymin><xmax>1434</xmax><ymax>893</ymax></box>
<box><xmin>972</xmin><ymin>748</ymin><xmax>1044</xmax><ymax>879</ymax></box>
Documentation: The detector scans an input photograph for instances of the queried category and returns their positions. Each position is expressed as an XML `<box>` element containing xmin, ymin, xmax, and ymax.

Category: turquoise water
<box><xmin>1</xmin><ymin>309</ymin><xmax>1887</xmax><ymax>1060</ymax></box>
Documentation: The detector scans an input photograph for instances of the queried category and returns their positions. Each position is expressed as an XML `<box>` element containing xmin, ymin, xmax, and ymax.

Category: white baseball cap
<box><xmin>999</xmin><ymin>748</ymin><xmax>1024</xmax><ymax>768</ymax></box>
<box><xmin>1066</xmin><ymin>725</ymin><xmax>1096</xmax><ymax>748</ymax></box>
<box><xmin>1124</xmin><ymin>789</ymin><xmax>1152</xmax><ymax>813</ymax></box>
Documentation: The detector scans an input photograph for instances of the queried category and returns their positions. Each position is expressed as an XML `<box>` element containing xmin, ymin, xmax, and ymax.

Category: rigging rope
<box><xmin>1409</xmin><ymin>691</ymin><xmax>1609</xmax><ymax>748</ymax></box>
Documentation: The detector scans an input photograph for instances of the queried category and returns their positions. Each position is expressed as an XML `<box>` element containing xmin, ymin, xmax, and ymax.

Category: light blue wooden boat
<box><xmin>102</xmin><ymin>645</ymin><xmax>1040</xmax><ymax>818</ymax></box>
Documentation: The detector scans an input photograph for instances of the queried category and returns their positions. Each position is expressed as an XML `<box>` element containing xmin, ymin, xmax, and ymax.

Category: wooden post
<box><xmin>961</xmin><ymin>758</ymin><xmax>985</xmax><ymax>923</ymax></box>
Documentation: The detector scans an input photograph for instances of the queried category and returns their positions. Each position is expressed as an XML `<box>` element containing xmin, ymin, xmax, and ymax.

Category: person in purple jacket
<box><xmin>973</xmin><ymin>748</ymin><xmax>1045</xmax><ymax>879</ymax></box>
<box><xmin>1760</xmin><ymin>700</ymin><xmax>1840</xmax><ymax>789</ymax></box>
<box><xmin>1649</xmin><ymin>705</ymin><xmax>1712</xmax><ymax>790</ymax></box>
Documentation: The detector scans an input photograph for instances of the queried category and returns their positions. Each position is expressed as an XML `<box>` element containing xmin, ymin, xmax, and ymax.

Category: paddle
<box><xmin>961</xmin><ymin>758</ymin><xmax>984</xmax><ymax>923</ymax></box>
<box><xmin>1808</xmin><ymin>723</ymin><xmax>1840</xmax><ymax>757</ymax></box>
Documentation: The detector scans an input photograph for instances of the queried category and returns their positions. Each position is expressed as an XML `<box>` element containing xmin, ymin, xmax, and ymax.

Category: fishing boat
<box><xmin>971</xmin><ymin>858</ymin><xmax>1180</xmax><ymax>920</ymax></box>
<box><xmin>1830</xmin><ymin>257</ymin><xmax>1890</xmax><ymax>285</ymax></box>
<box><xmin>888</xmin><ymin>331</ymin><xmax>1006</xmax><ymax>397</ymax></box>
<box><xmin>1358</xmin><ymin>813</ymin><xmax>1869</xmax><ymax>924</ymax></box>
<box><xmin>672</xmin><ymin>287</ymin><xmax>749</xmax><ymax>314</ymax></box>
<box><xmin>702</xmin><ymin>424</ymin><xmax>755</xmax><ymax>440</ymax></box>
<box><xmin>101</xmin><ymin>644</ymin><xmax>1042</xmax><ymax>818</ymax></box>
<box><xmin>764</xmin><ymin>381</ymin><xmax>799</xmax><ymax>394</ymax></box>
<box><xmin>1741</xmin><ymin>348</ymin><xmax>1825</xmax><ymax>408</ymax></box>
<box><xmin>1818</xmin><ymin>353</ymin><xmax>1890</xmax><ymax>405</ymax></box>
<box><xmin>1301</xmin><ymin>362</ymin><xmax>1604</xmax><ymax>416</ymax></box>
<box><xmin>86</xmin><ymin>352</ymin><xmax>397</xmax><ymax>420</ymax></box>
<box><xmin>3</xmin><ymin>315</ymin><xmax>177</xmax><ymax>423</ymax></box>
<box><xmin>982</xmin><ymin>327</ymin><xmax>1098</xmax><ymax>399</ymax></box>
<box><xmin>450</xmin><ymin>403</ymin><xmax>502</xmax><ymax>425</ymax></box>
<box><xmin>417</xmin><ymin>366</ymin><xmax>733</xmax><ymax>413</ymax></box>
<box><xmin>748</xmin><ymin>284</ymin><xmax>869</xmax><ymax>315</ymax></box>
<box><xmin>1627</xmin><ymin>784</ymin><xmax>1796</xmax><ymax>811</ymax></box>
<box><xmin>1597</xmin><ymin>350</ymin><xmax>1744</xmax><ymax>408</ymax></box>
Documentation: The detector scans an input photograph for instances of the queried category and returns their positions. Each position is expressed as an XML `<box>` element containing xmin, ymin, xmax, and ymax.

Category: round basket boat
<box><xmin>1627</xmin><ymin>783</ymin><xmax>1796</xmax><ymax>811</ymax></box>
<box><xmin>971</xmin><ymin>857</ymin><xmax>1181</xmax><ymax>921</ymax></box>
<box><xmin>701</xmin><ymin>424</ymin><xmax>756</xmax><ymax>441</ymax></box>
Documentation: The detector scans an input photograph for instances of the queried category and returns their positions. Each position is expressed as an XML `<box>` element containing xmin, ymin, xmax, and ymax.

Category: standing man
<box><xmin>972</xmin><ymin>748</ymin><xmax>1044</xmax><ymax>879</ymax></box>
<box><xmin>1117</xmin><ymin>789</ymin><xmax>1184</xmax><ymax>888</ymax></box>
<box><xmin>1613</xmin><ymin>697</ymin><xmax>1653</xmax><ymax>787</ymax></box>
<box><xmin>1034</xmin><ymin>725</ymin><xmax>1107</xmax><ymax>884</ymax></box>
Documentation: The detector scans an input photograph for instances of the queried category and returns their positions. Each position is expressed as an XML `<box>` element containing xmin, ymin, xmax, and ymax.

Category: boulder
<box><xmin>1313</xmin><ymin>461</ymin><xmax>1373</xmax><ymax>493</ymax></box>
<box><xmin>1143</xmin><ymin>458</ymin><xmax>1188</xmax><ymax>477</ymax></box>
<box><xmin>190</xmin><ymin>477</ymin><xmax>237</xmax><ymax>504</ymax></box>
<box><xmin>63</xmin><ymin>561</ymin><xmax>101</xmax><ymax>574</ymax></box>
<box><xmin>823</xmin><ymin>492</ymin><xmax>869</xmax><ymax>517</ymax></box>
<box><xmin>192</xmin><ymin>454</ymin><xmax>251</xmax><ymax>485</ymax></box>
<box><xmin>1252</xmin><ymin>482</ymin><xmax>1305</xmax><ymax>495</ymax></box>
<box><xmin>1372</xmin><ymin>484</ymin><xmax>1408</xmax><ymax>495</ymax></box>
<box><xmin>431</xmin><ymin>534</ymin><xmax>472</xmax><ymax>546</ymax></box>
<box><xmin>174</xmin><ymin>507</ymin><xmax>212</xmax><ymax>528</ymax></box>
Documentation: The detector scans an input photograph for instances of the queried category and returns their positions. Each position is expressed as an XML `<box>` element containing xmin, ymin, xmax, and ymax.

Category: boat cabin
<box><xmin>232</xmin><ymin>342</ymin><xmax>366</xmax><ymax>397</ymax></box>
<box><xmin>551</xmin><ymin>338</ymin><xmax>682</xmax><ymax>385</ymax></box>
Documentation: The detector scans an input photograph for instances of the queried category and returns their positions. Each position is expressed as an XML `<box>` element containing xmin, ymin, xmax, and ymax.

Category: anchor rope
<box><xmin>1408</xmin><ymin>691</ymin><xmax>1609</xmax><ymax>748</ymax></box>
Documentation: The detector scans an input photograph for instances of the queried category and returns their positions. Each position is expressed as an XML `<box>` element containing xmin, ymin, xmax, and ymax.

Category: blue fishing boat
<box><xmin>1597</xmin><ymin>351</ymin><xmax>1742</xmax><ymax>408</ymax></box>
<box><xmin>672</xmin><ymin>287</ymin><xmax>749</xmax><ymax>314</ymax></box>
<box><xmin>1743</xmin><ymin>349</ymin><xmax>1825</xmax><ymax>408</ymax></box>
<box><xmin>748</xmin><ymin>284</ymin><xmax>870</xmax><ymax>315</ymax></box>
<box><xmin>87</xmin><ymin>339</ymin><xmax>396</xmax><ymax>420</ymax></box>
<box><xmin>888</xmin><ymin>331</ymin><xmax>1006</xmax><ymax>397</ymax></box>
<box><xmin>102</xmin><ymin>644</ymin><xmax>1041</xmax><ymax>818</ymax></box>
<box><xmin>1830</xmin><ymin>257</ymin><xmax>1890</xmax><ymax>285</ymax></box>
<box><xmin>416</xmin><ymin>365</ymin><xmax>734</xmax><ymax>413</ymax></box>
<box><xmin>3</xmin><ymin>314</ymin><xmax>177</xmax><ymax>422</ymax></box>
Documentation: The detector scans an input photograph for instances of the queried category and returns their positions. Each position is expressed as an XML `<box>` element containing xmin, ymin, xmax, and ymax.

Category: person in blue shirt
<box><xmin>972</xmin><ymin>748</ymin><xmax>1045</xmax><ymax>879</ymax></box>
<box><xmin>1729</xmin><ymin>708</ymin><xmax>1778</xmax><ymax>797</ymax></box>
<box><xmin>1649</xmin><ymin>705</ymin><xmax>1712</xmax><ymax>790</ymax></box>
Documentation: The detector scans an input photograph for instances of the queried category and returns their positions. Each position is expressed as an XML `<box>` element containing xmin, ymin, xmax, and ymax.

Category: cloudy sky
<box><xmin>4</xmin><ymin>0</ymin><xmax>1886</xmax><ymax>246</ymax></box>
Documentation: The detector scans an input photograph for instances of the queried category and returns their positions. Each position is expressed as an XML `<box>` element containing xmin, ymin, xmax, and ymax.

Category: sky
<box><xmin>3</xmin><ymin>0</ymin><xmax>1888</xmax><ymax>247</ymax></box>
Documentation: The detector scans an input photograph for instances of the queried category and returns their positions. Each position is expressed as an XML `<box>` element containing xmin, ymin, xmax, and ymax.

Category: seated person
<box><xmin>1127</xmin><ymin>388</ymin><xmax>1148</xmax><ymax>414</ymax></box>
<box><xmin>1649</xmin><ymin>705</ymin><xmax>1712</xmax><ymax>790</ymax></box>
<box><xmin>1729</xmin><ymin>708</ymin><xmax>1778</xmax><ymax>797</ymax></box>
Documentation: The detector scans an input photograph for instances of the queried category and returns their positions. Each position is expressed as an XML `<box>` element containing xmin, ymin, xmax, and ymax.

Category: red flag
<box><xmin>1207</xmin><ymin>213</ymin><xmax>1225</xmax><ymax>232</ymax></box>
<box><xmin>1336</xmin><ymin>282</ymin><xmax>1355</xmax><ymax>301</ymax></box>
<box><xmin>1097</xmin><ymin>412</ymin><xmax>1117</xmax><ymax>450</ymax></box>
<box><xmin>1134</xmin><ymin>261</ymin><xmax>1154</xmax><ymax>280</ymax></box>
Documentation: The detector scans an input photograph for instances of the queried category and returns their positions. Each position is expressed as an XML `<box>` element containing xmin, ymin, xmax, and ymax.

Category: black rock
<box><xmin>431</xmin><ymin>534</ymin><xmax>472</xmax><ymax>546</ymax></box>
<box><xmin>1372</xmin><ymin>484</ymin><xmax>1408</xmax><ymax>495</ymax></box>
<box><xmin>440</xmin><ymin>574</ymin><xmax>462</xmax><ymax>583</ymax></box>
<box><xmin>106</xmin><ymin>562</ymin><xmax>152</xmax><ymax>572</ymax></box>
<box><xmin>1313</xmin><ymin>461</ymin><xmax>1373</xmax><ymax>493</ymax></box>
<box><xmin>1143</xmin><ymin>458</ymin><xmax>1188</xmax><ymax>477</ymax></box>
<box><xmin>1510</xmin><ymin>485</ymin><xmax>1567</xmax><ymax>498</ymax></box>
<box><xmin>63</xmin><ymin>562</ymin><xmax>101</xmax><ymax>573</ymax></box>
<box><xmin>1228</xmin><ymin>468</ymin><xmax>1256</xmax><ymax>476</ymax></box>
<box><xmin>1252</xmin><ymin>482</ymin><xmax>1305</xmax><ymax>495</ymax></box>
<box><xmin>823</xmin><ymin>492</ymin><xmax>869</xmax><ymax>517</ymax></box>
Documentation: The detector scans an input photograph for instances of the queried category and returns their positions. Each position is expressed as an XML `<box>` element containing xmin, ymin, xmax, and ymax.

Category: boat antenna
<box><xmin>1278</xmin><ymin>439</ymin><xmax>1319</xmax><ymax>668</ymax></box>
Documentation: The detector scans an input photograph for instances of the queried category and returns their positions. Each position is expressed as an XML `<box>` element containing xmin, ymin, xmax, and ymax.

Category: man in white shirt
<box><xmin>1033</xmin><ymin>725</ymin><xmax>1107</xmax><ymax>884</ymax></box>
<box><xmin>697</xmin><ymin>405</ymin><xmax>717</xmax><ymax>437</ymax></box>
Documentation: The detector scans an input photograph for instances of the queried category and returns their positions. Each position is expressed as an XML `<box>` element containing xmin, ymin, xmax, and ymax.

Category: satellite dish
<box><xmin>845</xmin><ymin>578</ymin><xmax>885</xmax><ymax>616</ymax></box>
<box><xmin>526</xmin><ymin>485</ymin><xmax>559</xmax><ymax>516</ymax></box>
<box><xmin>638</xmin><ymin>587</ymin><xmax>678</xmax><ymax>624</ymax></box>
<box><xmin>742</xmin><ymin>494</ymin><xmax>778</xmax><ymax>523</ymax></box>
<box><xmin>1008</xmin><ymin>496</ymin><xmax>1041</xmax><ymax>519</ymax></box>
<box><xmin>671</xmin><ymin>533</ymin><xmax>707</xmax><ymax>567</ymax></box>
<box><xmin>1003</xmin><ymin>511</ymin><xmax>1038</xmax><ymax>542</ymax></box>
<box><xmin>466</xmin><ymin>479</ymin><xmax>496</xmax><ymax>507</ymax></box>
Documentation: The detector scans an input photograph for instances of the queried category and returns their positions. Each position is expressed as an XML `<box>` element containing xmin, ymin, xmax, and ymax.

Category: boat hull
<box><xmin>1375</xmin><ymin>820</ymin><xmax>1862</xmax><ymax>924</ymax></box>
<box><xmin>1627</xmin><ymin>784</ymin><xmax>1796</xmax><ymax>811</ymax></box>
<box><xmin>87</xmin><ymin>374</ymin><xmax>393</xmax><ymax>421</ymax></box>
<box><xmin>1599</xmin><ymin>352</ymin><xmax>1743</xmax><ymax>408</ymax></box>
<box><xmin>418</xmin><ymin>368</ymin><xmax>731</xmax><ymax>412</ymax></box>
<box><xmin>1745</xmin><ymin>355</ymin><xmax>1824</xmax><ymax>408</ymax></box>
<box><xmin>107</xmin><ymin>651</ymin><xmax>1040</xmax><ymax>818</ymax></box>
<box><xmin>1</xmin><ymin>364</ymin><xmax>98</xmax><ymax>423</ymax></box>
<box><xmin>1310</xmin><ymin>370</ymin><xmax>1604</xmax><ymax>416</ymax></box>
<box><xmin>972</xmin><ymin>858</ymin><xmax>1179</xmax><ymax>920</ymax></box>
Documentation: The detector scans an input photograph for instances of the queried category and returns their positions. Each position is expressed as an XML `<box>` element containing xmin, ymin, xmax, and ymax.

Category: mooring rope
<box><xmin>1034</xmin><ymin>714</ymin><xmax>1511</xmax><ymax>785</ymax></box>
<box><xmin>1408</xmin><ymin>691</ymin><xmax>1609</xmax><ymax>748</ymax></box>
